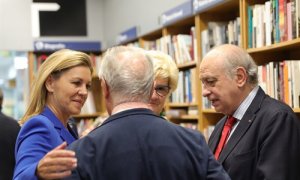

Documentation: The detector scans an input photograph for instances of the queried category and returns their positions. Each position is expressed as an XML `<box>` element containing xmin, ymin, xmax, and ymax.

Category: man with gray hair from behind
<box><xmin>65</xmin><ymin>46</ymin><xmax>229</xmax><ymax>180</ymax></box>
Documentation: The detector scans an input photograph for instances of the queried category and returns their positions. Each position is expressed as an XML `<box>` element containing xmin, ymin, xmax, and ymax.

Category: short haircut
<box><xmin>146</xmin><ymin>50</ymin><xmax>179</xmax><ymax>94</ymax></box>
<box><xmin>204</xmin><ymin>44</ymin><xmax>258</xmax><ymax>86</ymax></box>
<box><xmin>98</xmin><ymin>46</ymin><xmax>154</xmax><ymax>104</ymax></box>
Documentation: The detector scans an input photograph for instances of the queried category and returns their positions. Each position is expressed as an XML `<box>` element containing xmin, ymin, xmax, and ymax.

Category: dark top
<box><xmin>209</xmin><ymin>87</ymin><xmax>300</xmax><ymax>180</ymax></box>
<box><xmin>66</xmin><ymin>108</ymin><xmax>230</xmax><ymax>180</ymax></box>
<box><xmin>0</xmin><ymin>111</ymin><xmax>20</xmax><ymax>180</ymax></box>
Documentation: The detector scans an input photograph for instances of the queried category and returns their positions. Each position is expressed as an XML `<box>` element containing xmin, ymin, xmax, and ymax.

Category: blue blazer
<box><xmin>13</xmin><ymin>106</ymin><xmax>77</xmax><ymax>180</ymax></box>
<box><xmin>65</xmin><ymin>108</ymin><xmax>230</xmax><ymax>180</ymax></box>
<box><xmin>208</xmin><ymin>87</ymin><xmax>300</xmax><ymax>180</ymax></box>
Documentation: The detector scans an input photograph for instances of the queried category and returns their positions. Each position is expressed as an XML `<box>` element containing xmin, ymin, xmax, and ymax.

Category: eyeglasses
<box><xmin>154</xmin><ymin>85</ymin><xmax>170</xmax><ymax>97</ymax></box>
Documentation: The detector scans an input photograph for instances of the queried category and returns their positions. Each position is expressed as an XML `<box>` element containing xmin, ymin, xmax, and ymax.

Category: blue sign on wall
<box><xmin>161</xmin><ymin>1</ymin><xmax>193</xmax><ymax>26</ymax></box>
<box><xmin>117</xmin><ymin>26</ymin><xmax>138</xmax><ymax>44</ymax></box>
<box><xmin>193</xmin><ymin>0</ymin><xmax>225</xmax><ymax>14</ymax></box>
<box><xmin>34</xmin><ymin>41</ymin><xmax>101</xmax><ymax>52</ymax></box>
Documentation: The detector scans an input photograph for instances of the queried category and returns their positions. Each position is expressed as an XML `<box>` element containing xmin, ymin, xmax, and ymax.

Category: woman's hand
<box><xmin>36</xmin><ymin>142</ymin><xmax>77</xmax><ymax>179</ymax></box>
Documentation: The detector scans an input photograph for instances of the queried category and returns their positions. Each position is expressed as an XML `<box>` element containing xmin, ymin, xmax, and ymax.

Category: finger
<box><xmin>38</xmin><ymin>155</ymin><xmax>77</xmax><ymax>170</ymax></box>
<box><xmin>37</xmin><ymin>161</ymin><xmax>77</xmax><ymax>180</ymax></box>
<box><xmin>39</xmin><ymin>162</ymin><xmax>77</xmax><ymax>173</ymax></box>
<box><xmin>38</xmin><ymin>169</ymin><xmax>73</xmax><ymax>179</ymax></box>
<box><xmin>42</xmin><ymin>157</ymin><xmax>77</xmax><ymax>167</ymax></box>
<box><xmin>46</xmin><ymin>149</ymin><xmax>76</xmax><ymax>158</ymax></box>
<box><xmin>53</xmin><ymin>141</ymin><xmax>68</xmax><ymax>150</ymax></box>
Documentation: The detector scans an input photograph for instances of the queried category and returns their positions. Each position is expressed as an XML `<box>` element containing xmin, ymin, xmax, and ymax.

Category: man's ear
<box><xmin>236</xmin><ymin>67</ymin><xmax>247</xmax><ymax>87</ymax></box>
<box><xmin>45</xmin><ymin>75</ymin><xmax>55</xmax><ymax>93</ymax></box>
<box><xmin>101</xmin><ymin>79</ymin><xmax>109</xmax><ymax>99</ymax></box>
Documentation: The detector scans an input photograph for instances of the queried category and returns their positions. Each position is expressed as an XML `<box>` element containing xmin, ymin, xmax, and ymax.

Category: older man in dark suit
<box><xmin>199</xmin><ymin>44</ymin><xmax>300</xmax><ymax>180</ymax></box>
<box><xmin>0</xmin><ymin>88</ymin><xmax>20</xmax><ymax>180</ymax></box>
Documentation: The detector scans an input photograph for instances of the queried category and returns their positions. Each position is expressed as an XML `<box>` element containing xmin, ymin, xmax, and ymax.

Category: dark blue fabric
<box><xmin>0</xmin><ymin>112</ymin><xmax>20</xmax><ymax>180</ymax></box>
<box><xmin>66</xmin><ymin>108</ymin><xmax>230</xmax><ymax>180</ymax></box>
<box><xmin>209</xmin><ymin>87</ymin><xmax>300</xmax><ymax>180</ymax></box>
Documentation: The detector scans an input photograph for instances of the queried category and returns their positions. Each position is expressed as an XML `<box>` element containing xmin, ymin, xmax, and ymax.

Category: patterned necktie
<box><xmin>214</xmin><ymin>116</ymin><xmax>237</xmax><ymax>160</ymax></box>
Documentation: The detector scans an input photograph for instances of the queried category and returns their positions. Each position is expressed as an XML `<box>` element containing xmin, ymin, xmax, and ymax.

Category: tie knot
<box><xmin>225</xmin><ymin>116</ymin><xmax>236</xmax><ymax>127</ymax></box>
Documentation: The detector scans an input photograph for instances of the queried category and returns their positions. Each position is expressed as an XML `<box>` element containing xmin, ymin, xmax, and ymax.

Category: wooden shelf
<box><xmin>177</xmin><ymin>61</ymin><xmax>197</xmax><ymax>70</ymax></box>
<box><xmin>247</xmin><ymin>38</ymin><xmax>300</xmax><ymax>53</ymax></box>
<box><xmin>72</xmin><ymin>113</ymin><xmax>101</xmax><ymax>119</ymax></box>
<box><xmin>202</xmin><ymin>109</ymin><xmax>217</xmax><ymax>113</ymax></box>
<box><xmin>167</xmin><ymin>115</ymin><xmax>199</xmax><ymax>120</ymax></box>
<box><xmin>140</xmin><ymin>28</ymin><xmax>162</xmax><ymax>40</ymax></box>
<box><xmin>168</xmin><ymin>102</ymin><xmax>198</xmax><ymax>108</ymax></box>
<box><xmin>293</xmin><ymin>108</ymin><xmax>300</xmax><ymax>113</ymax></box>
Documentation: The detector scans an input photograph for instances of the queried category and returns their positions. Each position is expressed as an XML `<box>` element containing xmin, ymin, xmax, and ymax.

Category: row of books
<box><xmin>80</xmin><ymin>91</ymin><xmax>97</xmax><ymax>114</ymax></box>
<box><xmin>179</xmin><ymin>122</ymin><xmax>198</xmax><ymax>131</ymax></box>
<box><xmin>248</xmin><ymin>0</ymin><xmax>300</xmax><ymax>48</ymax></box>
<box><xmin>166</xmin><ymin>106</ymin><xmax>198</xmax><ymax>118</ymax></box>
<box><xmin>143</xmin><ymin>27</ymin><xmax>197</xmax><ymax>64</ymax></box>
<box><xmin>201</xmin><ymin>17</ymin><xmax>241</xmax><ymax>56</ymax></box>
<box><xmin>170</xmin><ymin>67</ymin><xmax>197</xmax><ymax>103</ymax></box>
<box><xmin>203</xmin><ymin>125</ymin><xmax>215</xmax><ymax>141</ymax></box>
<box><xmin>258</xmin><ymin>60</ymin><xmax>300</xmax><ymax>108</ymax></box>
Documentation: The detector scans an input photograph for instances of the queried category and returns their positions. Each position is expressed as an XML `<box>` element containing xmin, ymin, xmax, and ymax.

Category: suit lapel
<box><xmin>208</xmin><ymin>117</ymin><xmax>227</xmax><ymax>152</ymax></box>
<box><xmin>41</xmin><ymin>106</ymin><xmax>76</xmax><ymax>145</ymax></box>
<box><xmin>218</xmin><ymin>114</ymin><xmax>255</xmax><ymax>163</ymax></box>
<box><xmin>57</xmin><ymin>125</ymin><xmax>76</xmax><ymax>145</ymax></box>
<box><xmin>218</xmin><ymin>87</ymin><xmax>266</xmax><ymax>163</ymax></box>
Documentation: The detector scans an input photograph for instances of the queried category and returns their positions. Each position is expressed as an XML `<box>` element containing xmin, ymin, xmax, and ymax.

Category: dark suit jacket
<box><xmin>66</xmin><ymin>108</ymin><xmax>230</xmax><ymax>180</ymax></box>
<box><xmin>208</xmin><ymin>87</ymin><xmax>300</xmax><ymax>180</ymax></box>
<box><xmin>0</xmin><ymin>111</ymin><xmax>20</xmax><ymax>180</ymax></box>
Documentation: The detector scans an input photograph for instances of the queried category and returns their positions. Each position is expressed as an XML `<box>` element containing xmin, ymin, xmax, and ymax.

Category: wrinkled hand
<box><xmin>36</xmin><ymin>142</ymin><xmax>77</xmax><ymax>180</ymax></box>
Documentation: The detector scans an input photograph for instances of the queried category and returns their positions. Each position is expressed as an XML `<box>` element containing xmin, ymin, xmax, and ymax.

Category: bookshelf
<box><xmin>196</xmin><ymin>0</ymin><xmax>242</xmax><ymax>138</ymax></box>
<box><xmin>163</xmin><ymin>15</ymin><xmax>200</xmax><ymax>131</ymax></box>
<box><xmin>117</xmin><ymin>0</ymin><xmax>300</xmax><ymax>138</ymax></box>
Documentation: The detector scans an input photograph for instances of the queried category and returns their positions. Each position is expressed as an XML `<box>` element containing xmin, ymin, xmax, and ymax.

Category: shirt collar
<box><xmin>233</xmin><ymin>86</ymin><xmax>259</xmax><ymax>120</ymax></box>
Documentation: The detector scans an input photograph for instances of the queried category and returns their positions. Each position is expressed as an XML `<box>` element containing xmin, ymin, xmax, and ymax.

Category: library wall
<box><xmin>0</xmin><ymin>0</ymin><xmax>187</xmax><ymax>50</ymax></box>
<box><xmin>0</xmin><ymin>0</ymin><xmax>104</xmax><ymax>51</ymax></box>
<box><xmin>118</xmin><ymin>0</ymin><xmax>300</xmax><ymax>139</ymax></box>
<box><xmin>102</xmin><ymin>0</ymin><xmax>187</xmax><ymax>48</ymax></box>
<box><xmin>0</xmin><ymin>0</ymin><xmax>32</xmax><ymax>51</ymax></box>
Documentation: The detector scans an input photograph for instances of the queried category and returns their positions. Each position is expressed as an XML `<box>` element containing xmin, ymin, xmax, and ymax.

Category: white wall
<box><xmin>0</xmin><ymin>0</ymin><xmax>104</xmax><ymax>51</ymax></box>
<box><xmin>0</xmin><ymin>0</ymin><xmax>32</xmax><ymax>51</ymax></box>
<box><xmin>102</xmin><ymin>0</ymin><xmax>186</xmax><ymax>48</ymax></box>
<box><xmin>0</xmin><ymin>0</ymin><xmax>187</xmax><ymax>50</ymax></box>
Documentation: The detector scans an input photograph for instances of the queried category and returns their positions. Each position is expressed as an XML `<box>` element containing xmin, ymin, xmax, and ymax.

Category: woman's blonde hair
<box><xmin>146</xmin><ymin>50</ymin><xmax>179</xmax><ymax>93</ymax></box>
<box><xmin>20</xmin><ymin>49</ymin><xmax>93</xmax><ymax>125</ymax></box>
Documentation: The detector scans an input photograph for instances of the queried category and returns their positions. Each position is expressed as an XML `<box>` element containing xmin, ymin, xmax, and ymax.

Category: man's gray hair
<box><xmin>205</xmin><ymin>44</ymin><xmax>258</xmax><ymax>86</ymax></box>
<box><xmin>98</xmin><ymin>46</ymin><xmax>154</xmax><ymax>104</ymax></box>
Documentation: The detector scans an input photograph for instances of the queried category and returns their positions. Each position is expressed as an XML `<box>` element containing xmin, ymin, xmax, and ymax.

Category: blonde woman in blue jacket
<box><xmin>14</xmin><ymin>49</ymin><xmax>93</xmax><ymax>180</ymax></box>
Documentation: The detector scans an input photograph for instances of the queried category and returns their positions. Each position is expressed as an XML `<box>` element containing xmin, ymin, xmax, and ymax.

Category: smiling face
<box><xmin>45</xmin><ymin>66</ymin><xmax>92</xmax><ymax>121</ymax></box>
<box><xmin>199</xmin><ymin>56</ymin><xmax>242</xmax><ymax>115</ymax></box>
<box><xmin>149</xmin><ymin>78</ymin><xmax>170</xmax><ymax>115</ymax></box>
